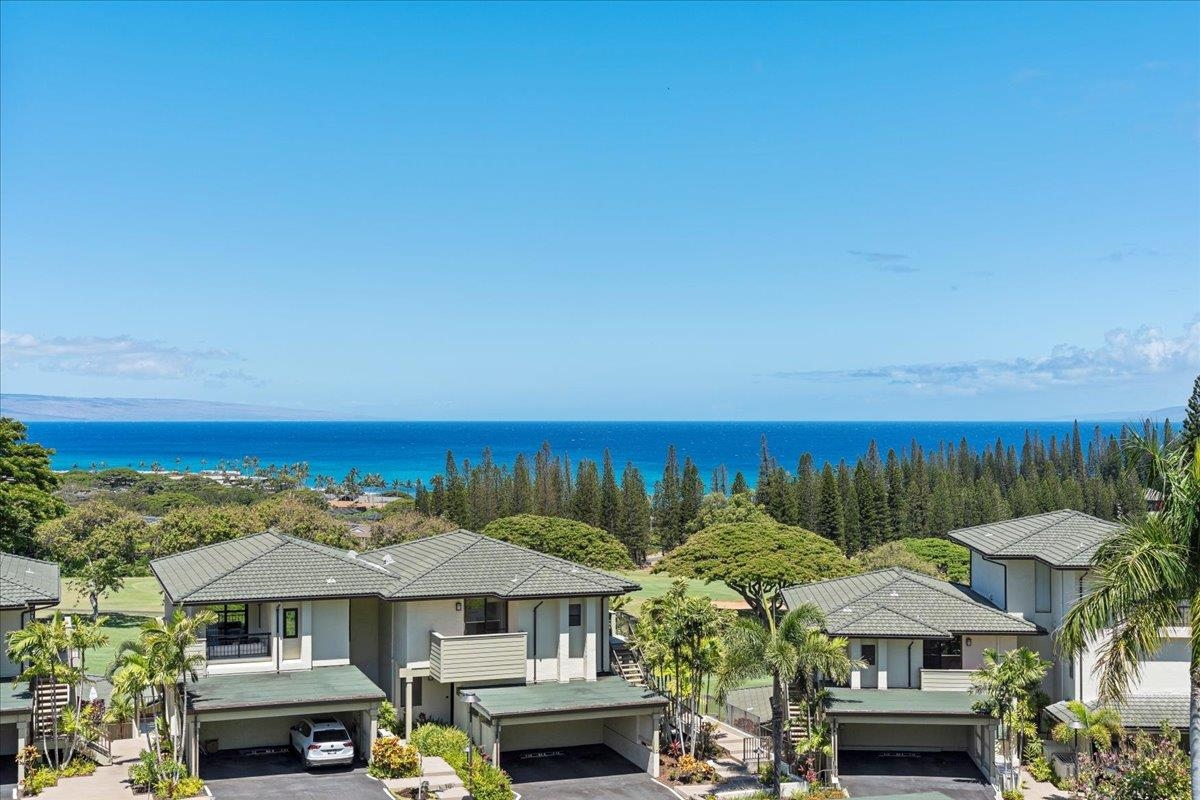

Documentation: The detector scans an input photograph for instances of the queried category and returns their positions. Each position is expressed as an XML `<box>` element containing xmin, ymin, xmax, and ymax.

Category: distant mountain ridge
<box><xmin>1067</xmin><ymin>405</ymin><xmax>1186</xmax><ymax>422</ymax></box>
<box><xmin>0</xmin><ymin>393</ymin><xmax>339</xmax><ymax>421</ymax></box>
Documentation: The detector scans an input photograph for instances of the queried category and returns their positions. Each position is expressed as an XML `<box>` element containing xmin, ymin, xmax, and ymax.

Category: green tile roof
<box><xmin>1</xmin><ymin>552</ymin><xmax>60</xmax><ymax>609</ymax></box>
<box><xmin>151</xmin><ymin>529</ymin><xmax>637</xmax><ymax>604</ymax></box>
<box><xmin>471</xmin><ymin>675</ymin><xmax>666</xmax><ymax>721</ymax></box>
<box><xmin>782</xmin><ymin>568</ymin><xmax>1039</xmax><ymax>638</ymax></box>
<box><xmin>1046</xmin><ymin>695</ymin><xmax>1188</xmax><ymax>730</ymax></box>
<box><xmin>188</xmin><ymin>665</ymin><xmax>384</xmax><ymax>713</ymax></box>
<box><xmin>0</xmin><ymin>681</ymin><xmax>33</xmax><ymax>715</ymax></box>
<box><xmin>825</xmin><ymin>688</ymin><xmax>994</xmax><ymax>719</ymax></box>
<box><xmin>946</xmin><ymin>510</ymin><xmax>1120</xmax><ymax>568</ymax></box>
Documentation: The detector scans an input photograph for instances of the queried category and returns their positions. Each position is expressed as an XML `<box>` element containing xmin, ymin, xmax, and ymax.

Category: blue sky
<box><xmin>1</xmin><ymin>1</ymin><xmax>1197</xmax><ymax>420</ymax></box>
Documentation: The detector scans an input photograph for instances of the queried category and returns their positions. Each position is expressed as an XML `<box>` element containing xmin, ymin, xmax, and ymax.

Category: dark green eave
<box><xmin>472</xmin><ymin>675</ymin><xmax>667</xmax><ymax>721</ymax></box>
<box><xmin>826</xmin><ymin>688</ymin><xmax>994</xmax><ymax>719</ymax></box>
<box><xmin>0</xmin><ymin>681</ymin><xmax>33</xmax><ymax>715</ymax></box>
<box><xmin>188</xmin><ymin>665</ymin><xmax>384</xmax><ymax>714</ymax></box>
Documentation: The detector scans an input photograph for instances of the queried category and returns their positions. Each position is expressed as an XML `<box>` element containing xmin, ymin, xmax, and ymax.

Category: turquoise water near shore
<box><xmin>24</xmin><ymin>420</ymin><xmax>1130</xmax><ymax>488</ymax></box>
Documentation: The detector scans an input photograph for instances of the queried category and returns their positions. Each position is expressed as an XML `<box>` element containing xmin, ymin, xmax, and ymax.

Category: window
<box><xmin>860</xmin><ymin>644</ymin><xmax>876</xmax><ymax>666</ymax></box>
<box><xmin>1035</xmin><ymin>561</ymin><xmax>1051</xmax><ymax>613</ymax></box>
<box><xmin>206</xmin><ymin>603</ymin><xmax>248</xmax><ymax>636</ymax></box>
<box><xmin>923</xmin><ymin>638</ymin><xmax>963</xmax><ymax>670</ymax></box>
<box><xmin>569</xmin><ymin>603</ymin><xmax>582</xmax><ymax>627</ymax></box>
<box><xmin>464</xmin><ymin>597</ymin><xmax>507</xmax><ymax>635</ymax></box>
<box><xmin>283</xmin><ymin>608</ymin><xmax>299</xmax><ymax>639</ymax></box>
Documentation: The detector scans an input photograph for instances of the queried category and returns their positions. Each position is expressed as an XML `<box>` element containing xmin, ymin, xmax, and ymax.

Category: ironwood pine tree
<box><xmin>654</xmin><ymin>445</ymin><xmax>683</xmax><ymax>549</ymax></box>
<box><xmin>730</xmin><ymin>471</ymin><xmax>749</xmax><ymax>495</ymax></box>
<box><xmin>816</xmin><ymin>462</ymin><xmax>843</xmax><ymax>542</ymax></box>
<box><xmin>680</xmin><ymin>458</ymin><xmax>704</xmax><ymax>540</ymax></box>
<box><xmin>618</xmin><ymin>462</ymin><xmax>652</xmax><ymax>563</ymax></box>
<box><xmin>600</xmin><ymin>449</ymin><xmax>622</xmax><ymax>536</ymax></box>
<box><xmin>1182</xmin><ymin>374</ymin><xmax>1200</xmax><ymax>463</ymax></box>
<box><xmin>837</xmin><ymin>461</ymin><xmax>860</xmax><ymax>553</ymax></box>
<box><xmin>884</xmin><ymin>449</ymin><xmax>905</xmax><ymax>539</ymax></box>
<box><xmin>572</xmin><ymin>459</ymin><xmax>601</xmax><ymax>527</ymax></box>
<box><xmin>511</xmin><ymin>453</ymin><xmax>533</xmax><ymax>514</ymax></box>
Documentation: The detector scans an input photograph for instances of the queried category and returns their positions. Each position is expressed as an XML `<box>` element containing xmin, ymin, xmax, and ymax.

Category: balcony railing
<box><xmin>206</xmin><ymin>631</ymin><xmax>272</xmax><ymax>661</ymax></box>
<box><xmin>919</xmin><ymin>668</ymin><xmax>974</xmax><ymax>692</ymax></box>
<box><xmin>429</xmin><ymin>631</ymin><xmax>527</xmax><ymax>683</ymax></box>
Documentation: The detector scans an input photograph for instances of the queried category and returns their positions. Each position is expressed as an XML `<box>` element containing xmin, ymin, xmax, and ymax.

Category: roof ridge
<box><xmin>278</xmin><ymin>532</ymin><xmax>395</xmax><ymax>576</ymax></box>
<box><xmin>383</xmin><ymin>530</ymin><xmax>482</xmax><ymax>595</ymax></box>
<box><xmin>1</xmin><ymin>552</ymin><xmax>61</xmax><ymax>567</ymax></box>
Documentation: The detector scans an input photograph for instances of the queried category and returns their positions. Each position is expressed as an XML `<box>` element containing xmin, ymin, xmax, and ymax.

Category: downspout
<box><xmin>275</xmin><ymin>604</ymin><xmax>282</xmax><ymax>674</ymax></box>
<box><xmin>531</xmin><ymin>601</ymin><xmax>544</xmax><ymax>684</ymax></box>
<box><xmin>907</xmin><ymin>641</ymin><xmax>914</xmax><ymax>688</ymax></box>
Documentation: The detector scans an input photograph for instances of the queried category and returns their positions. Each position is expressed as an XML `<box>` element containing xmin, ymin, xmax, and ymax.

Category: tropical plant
<box><xmin>1075</xmin><ymin>725</ymin><xmax>1190</xmax><ymax>800</ymax></box>
<box><xmin>139</xmin><ymin>609</ymin><xmax>218</xmax><ymax>782</ymax></box>
<box><xmin>636</xmin><ymin>578</ymin><xmax>729</xmax><ymax>756</ymax></box>
<box><xmin>969</xmin><ymin>647</ymin><xmax>1051</xmax><ymax>793</ymax></box>
<box><xmin>6</xmin><ymin>611</ymin><xmax>77</xmax><ymax>769</ymax></box>
<box><xmin>1058</xmin><ymin>414</ymin><xmax>1199</xmax><ymax>800</ymax></box>
<box><xmin>717</xmin><ymin>603</ymin><xmax>857</xmax><ymax>797</ymax></box>
<box><xmin>368</xmin><ymin>736</ymin><xmax>421</xmax><ymax>778</ymax></box>
<box><xmin>1050</xmin><ymin>700</ymin><xmax>1123</xmax><ymax>753</ymax></box>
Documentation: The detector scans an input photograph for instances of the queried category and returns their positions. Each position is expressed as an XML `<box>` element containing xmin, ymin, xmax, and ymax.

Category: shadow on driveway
<box><xmin>838</xmin><ymin>751</ymin><xmax>995</xmax><ymax>800</ymax></box>
<box><xmin>201</xmin><ymin>751</ymin><xmax>386</xmax><ymax>800</ymax></box>
<box><xmin>504</xmin><ymin>744</ymin><xmax>678</xmax><ymax>800</ymax></box>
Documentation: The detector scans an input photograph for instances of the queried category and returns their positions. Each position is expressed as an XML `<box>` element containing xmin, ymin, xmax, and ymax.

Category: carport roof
<box><xmin>187</xmin><ymin>665</ymin><xmax>384</xmax><ymax>713</ymax></box>
<box><xmin>826</xmin><ymin>688</ymin><xmax>993</xmax><ymax>719</ymax></box>
<box><xmin>472</xmin><ymin>675</ymin><xmax>667</xmax><ymax>721</ymax></box>
<box><xmin>0</xmin><ymin>681</ymin><xmax>33</xmax><ymax>714</ymax></box>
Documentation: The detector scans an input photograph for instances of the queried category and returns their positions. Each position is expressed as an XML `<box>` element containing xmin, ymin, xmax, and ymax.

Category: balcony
<box><xmin>919</xmin><ymin>668</ymin><xmax>974</xmax><ymax>692</ymax></box>
<box><xmin>206</xmin><ymin>631</ymin><xmax>272</xmax><ymax>661</ymax></box>
<box><xmin>429</xmin><ymin>631</ymin><xmax>527</xmax><ymax>683</ymax></box>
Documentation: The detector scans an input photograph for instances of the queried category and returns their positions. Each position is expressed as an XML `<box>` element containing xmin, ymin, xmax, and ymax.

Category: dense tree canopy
<box><xmin>481</xmin><ymin>514</ymin><xmax>635</xmax><ymax>570</ymax></box>
<box><xmin>654</xmin><ymin>521</ymin><xmax>853</xmax><ymax>620</ymax></box>
<box><xmin>0</xmin><ymin>417</ymin><xmax>67</xmax><ymax>554</ymax></box>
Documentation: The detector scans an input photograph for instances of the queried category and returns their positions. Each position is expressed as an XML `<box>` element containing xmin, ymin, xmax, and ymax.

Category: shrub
<box><xmin>481</xmin><ymin>514</ymin><xmax>635</xmax><ymax>570</ymax></box>
<box><xmin>129</xmin><ymin>750</ymin><xmax>159</xmax><ymax>790</ymax></box>
<box><xmin>1002</xmin><ymin>790</ymin><xmax>1024</xmax><ymax>800</ymax></box>
<box><xmin>410</xmin><ymin>723</ymin><xmax>513</xmax><ymax>800</ymax></box>
<box><xmin>368</xmin><ymin>737</ymin><xmax>421</xmax><ymax>779</ymax></box>
<box><xmin>900</xmin><ymin>538</ymin><xmax>969</xmax><ymax>582</ymax></box>
<box><xmin>667</xmin><ymin>754</ymin><xmax>719</xmax><ymax>784</ymax></box>
<box><xmin>377</xmin><ymin>700</ymin><xmax>400</xmax><ymax>736</ymax></box>
<box><xmin>171</xmin><ymin>776</ymin><xmax>205</xmax><ymax>798</ymax></box>
<box><xmin>24</xmin><ymin>768</ymin><xmax>59</xmax><ymax>795</ymax></box>
<box><xmin>60</xmin><ymin>757</ymin><xmax>98</xmax><ymax>777</ymax></box>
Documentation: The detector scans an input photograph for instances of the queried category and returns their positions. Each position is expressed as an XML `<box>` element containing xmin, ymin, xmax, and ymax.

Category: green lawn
<box><xmin>615</xmin><ymin>568</ymin><xmax>743</xmax><ymax>612</ymax></box>
<box><xmin>56</xmin><ymin>575</ymin><xmax>164</xmax><ymax>616</ymax></box>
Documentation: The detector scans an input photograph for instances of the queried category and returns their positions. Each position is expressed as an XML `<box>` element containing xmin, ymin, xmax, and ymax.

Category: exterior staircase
<box><xmin>33</xmin><ymin>682</ymin><xmax>70</xmax><ymax>737</ymax></box>
<box><xmin>611</xmin><ymin>642</ymin><xmax>646</xmax><ymax>687</ymax></box>
<box><xmin>786</xmin><ymin>696</ymin><xmax>809</xmax><ymax>750</ymax></box>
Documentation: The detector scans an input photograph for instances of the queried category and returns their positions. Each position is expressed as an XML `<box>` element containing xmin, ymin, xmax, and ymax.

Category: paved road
<box><xmin>505</xmin><ymin>744</ymin><xmax>679</xmax><ymax>800</ymax></box>
<box><xmin>201</xmin><ymin>752</ymin><xmax>388</xmax><ymax>800</ymax></box>
<box><xmin>837</xmin><ymin>751</ymin><xmax>996</xmax><ymax>800</ymax></box>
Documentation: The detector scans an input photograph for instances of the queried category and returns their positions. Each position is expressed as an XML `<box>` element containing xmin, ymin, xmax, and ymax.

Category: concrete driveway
<box><xmin>837</xmin><ymin>751</ymin><xmax>995</xmax><ymax>800</ymax></box>
<box><xmin>504</xmin><ymin>744</ymin><xmax>679</xmax><ymax>800</ymax></box>
<box><xmin>201</xmin><ymin>751</ymin><xmax>388</xmax><ymax>800</ymax></box>
<box><xmin>0</xmin><ymin>758</ymin><xmax>16</xmax><ymax>800</ymax></box>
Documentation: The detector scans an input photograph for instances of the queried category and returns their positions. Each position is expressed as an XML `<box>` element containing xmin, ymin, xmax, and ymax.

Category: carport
<box><xmin>825</xmin><ymin>688</ymin><xmax>998</xmax><ymax>793</ymax></box>
<box><xmin>465</xmin><ymin>676</ymin><xmax>667</xmax><ymax>777</ymax></box>
<box><xmin>0</xmin><ymin>682</ymin><xmax>33</xmax><ymax>792</ymax></box>
<box><xmin>186</xmin><ymin>665</ymin><xmax>384</xmax><ymax>778</ymax></box>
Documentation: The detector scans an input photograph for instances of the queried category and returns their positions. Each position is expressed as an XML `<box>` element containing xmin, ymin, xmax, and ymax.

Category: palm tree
<box><xmin>1050</xmin><ymin>700</ymin><xmax>1122</xmax><ymax>753</ymax></box>
<box><xmin>1059</xmin><ymin>430</ymin><xmax>1199</xmax><ymax>800</ymax></box>
<box><xmin>64</xmin><ymin>615</ymin><xmax>108</xmax><ymax>763</ymax></box>
<box><xmin>970</xmin><ymin>647</ymin><xmax>1051</xmax><ymax>792</ymax></box>
<box><xmin>717</xmin><ymin>602</ymin><xmax>857</xmax><ymax>797</ymax></box>
<box><xmin>140</xmin><ymin>609</ymin><xmax>217</xmax><ymax>780</ymax></box>
<box><xmin>6</xmin><ymin>612</ymin><xmax>75</xmax><ymax>768</ymax></box>
<box><xmin>109</xmin><ymin>639</ymin><xmax>159</xmax><ymax>752</ymax></box>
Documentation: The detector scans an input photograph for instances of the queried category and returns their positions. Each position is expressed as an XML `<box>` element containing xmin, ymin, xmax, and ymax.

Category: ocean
<box><xmin>23</xmin><ymin>420</ymin><xmax>1132</xmax><ymax>488</ymax></box>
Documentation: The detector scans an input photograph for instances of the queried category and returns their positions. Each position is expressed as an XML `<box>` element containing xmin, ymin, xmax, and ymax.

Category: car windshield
<box><xmin>313</xmin><ymin>728</ymin><xmax>348</xmax><ymax>743</ymax></box>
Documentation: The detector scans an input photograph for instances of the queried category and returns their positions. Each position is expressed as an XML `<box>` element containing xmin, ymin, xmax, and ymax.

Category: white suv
<box><xmin>289</xmin><ymin>717</ymin><xmax>355</xmax><ymax>767</ymax></box>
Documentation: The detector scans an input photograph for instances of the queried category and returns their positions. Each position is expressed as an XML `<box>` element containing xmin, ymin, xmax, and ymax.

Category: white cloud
<box><xmin>774</xmin><ymin>320</ymin><xmax>1200</xmax><ymax>395</ymax></box>
<box><xmin>0</xmin><ymin>330</ymin><xmax>251</xmax><ymax>381</ymax></box>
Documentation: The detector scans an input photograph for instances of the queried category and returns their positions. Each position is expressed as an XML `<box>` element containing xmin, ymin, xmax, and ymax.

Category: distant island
<box><xmin>0</xmin><ymin>393</ymin><xmax>339</xmax><ymax>422</ymax></box>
